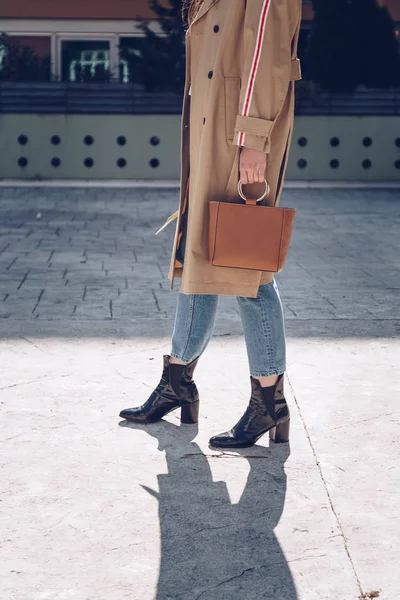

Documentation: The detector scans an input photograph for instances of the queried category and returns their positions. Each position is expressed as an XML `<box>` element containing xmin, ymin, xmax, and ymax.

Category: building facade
<box><xmin>1</xmin><ymin>1</ymin><xmax>400</xmax><ymax>82</ymax></box>
<box><xmin>0</xmin><ymin>0</ymin><xmax>160</xmax><ymax>82</ymax></box>
<box><xmin>1</xmin><ymin>0</ymin><xmax>400</xmax><ymax>183</ymax></box>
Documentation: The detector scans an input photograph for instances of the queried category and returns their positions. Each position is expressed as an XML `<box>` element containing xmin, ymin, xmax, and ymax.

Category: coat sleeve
<box><xmin>233</xmin><ymin>0</ymin><xmax>301</xmax><ymax>153</ymax></box>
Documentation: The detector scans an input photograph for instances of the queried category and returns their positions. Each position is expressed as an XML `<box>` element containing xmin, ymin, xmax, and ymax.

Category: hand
<box><xmin>239</xmin><ymin>146</ymin><xmax>267</xmax><ymax>184</ymax></box>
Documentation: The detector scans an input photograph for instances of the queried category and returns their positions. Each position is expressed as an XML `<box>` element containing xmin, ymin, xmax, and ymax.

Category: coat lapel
<box><xmin>191</xmin><ymin>0</ymin><xmax>220</xmax><ymax>25</ymax></box>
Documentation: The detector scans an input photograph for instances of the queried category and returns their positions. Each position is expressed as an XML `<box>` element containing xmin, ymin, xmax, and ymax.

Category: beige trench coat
<box><xmin>166</xmin><ymin>0</ymin><xmax>302</xmax><ymax>298</ymax></box>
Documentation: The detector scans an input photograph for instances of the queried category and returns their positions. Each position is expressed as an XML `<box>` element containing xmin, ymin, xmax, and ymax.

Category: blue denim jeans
<box><xmin>171</xmin><ymin>280</ymin><xmax>286</xmax><ymax>377</ymax></box>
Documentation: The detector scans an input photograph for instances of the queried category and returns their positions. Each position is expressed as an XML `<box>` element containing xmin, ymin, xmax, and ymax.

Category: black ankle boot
<box><xmin>119</xmin><ymin>355</ymin><xmax>200</xmax><ymax>424</ymax></box>
<box><xmin>209</xmin><ymin>374</ymin><xmax>290</xmax><ymax>448</ymax></box>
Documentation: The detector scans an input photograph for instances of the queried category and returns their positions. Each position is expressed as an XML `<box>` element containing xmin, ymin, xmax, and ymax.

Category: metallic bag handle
<box><xmin>237</xmin><ymin>178</ymin><xmax>270</xmax><ymax>204</ymax></box>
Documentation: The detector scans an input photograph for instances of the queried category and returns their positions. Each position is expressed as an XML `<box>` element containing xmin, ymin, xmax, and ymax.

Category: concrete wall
<box><xmin>291</xmin><ymin>116</ymin><xmax>400</xmax><ymax>181</ymax></box>
<box><xmin>0</xmin><ymin>115</ymin><xmax>181</xmax><ymax>180</ymax></box>
<box><xmin>0</xmin><ymin>114</ymin><xmax>399</xmax><ymax>181</ymax></box>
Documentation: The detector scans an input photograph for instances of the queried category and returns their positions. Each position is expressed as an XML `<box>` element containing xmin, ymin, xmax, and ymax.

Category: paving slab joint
<box><xmin>285</xmin><ymin>371</ymin><xmax>365</xmax><ymax>598</ymax></box>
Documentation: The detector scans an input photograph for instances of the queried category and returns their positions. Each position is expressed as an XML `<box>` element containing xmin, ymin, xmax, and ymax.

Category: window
<box><xmin>0</xmin><ymin>42</ymin><xmax>6</xmax><ymax>71</ymax></box>
<box><xmin>0</xmin><ymin>35</ymin><xmax>51</xmax><ymax>81</ymax></box>
<box><xmin>61</xmin><ymin>39</ymin><xmax>111</xmax><ymax>82</ymax></box>
<box><xmin>119</xmin><ymin>37</ymin><xmax>145</xmax><ymax>84</ymax></box>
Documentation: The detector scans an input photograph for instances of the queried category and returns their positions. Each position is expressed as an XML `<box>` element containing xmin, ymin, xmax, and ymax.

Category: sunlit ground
<box><xmin>0</xmin><ymin>187</ymin><xmax>399</xmax><ymax>599</ymax></box>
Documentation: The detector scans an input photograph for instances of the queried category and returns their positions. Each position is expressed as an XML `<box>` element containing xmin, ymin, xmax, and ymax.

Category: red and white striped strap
<box><xmin>238</xmin><ymin>0</ymin><xmax>272</xmax><ymax>147</ymax></box>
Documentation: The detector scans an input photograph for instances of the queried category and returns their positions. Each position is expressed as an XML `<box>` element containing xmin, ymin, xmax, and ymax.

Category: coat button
<box><xmin>203</xmin><ymin>117</ymin><xmax>206</xmax><ymax>124</ymax></box>
<box><xmin>208</xmin><ymin>70</ymin><xmax>213</xmax><ymax>79</ymax></box>
<box><xmin>213</xmin><ymin>25</ymin><xmax>219</xmax><ymax>33</ymax></box>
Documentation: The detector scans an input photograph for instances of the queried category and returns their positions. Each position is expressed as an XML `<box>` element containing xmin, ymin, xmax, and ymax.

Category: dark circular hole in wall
<box><xmin>84</xmin><ymin>157</ymin><xmax>94</xmax><ymax>168</ymax></box>
<box><xmin>297</xmin><ymin>158</ymin><xmax>307</xmax><ymax>169</ymax></box>
<box><xmin>18</xmin><ymin>156</ymin><xmax>28</xmax><ymax>167</ymax></box>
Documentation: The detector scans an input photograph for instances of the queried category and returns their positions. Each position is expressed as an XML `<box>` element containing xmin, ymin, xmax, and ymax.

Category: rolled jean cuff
<box><xmin>170</xmin><ymin>351</ymin><xmax>198</xmax><ymax>364</ymax></box>
<box><xmin>250</xmin><ymin>366</ymin><xmax>286</xmax><ymax>377</ymax></box>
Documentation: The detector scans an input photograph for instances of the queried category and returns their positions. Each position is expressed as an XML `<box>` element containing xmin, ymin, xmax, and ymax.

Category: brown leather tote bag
<box><xmin>209</xmin><ymin>179</ymin><xmax>296</xmax><ymax>272</ymax></box>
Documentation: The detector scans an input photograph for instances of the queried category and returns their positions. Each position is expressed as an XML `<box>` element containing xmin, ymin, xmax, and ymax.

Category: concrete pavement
<box><xmin>0</xmin><ymin>186</ymin><xmax>399</xmax><ymax>600</ymax></box>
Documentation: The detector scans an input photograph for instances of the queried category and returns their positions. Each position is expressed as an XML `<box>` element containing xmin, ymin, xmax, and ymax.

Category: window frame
<box><xmin>56</xmin><ymin>33</ymin><xmax>118</xmax><ymax>81</ymax></box>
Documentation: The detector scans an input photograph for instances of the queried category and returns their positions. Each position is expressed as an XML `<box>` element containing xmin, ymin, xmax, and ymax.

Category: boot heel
<box><xmin>181</xmin><ymin>401</ymin><xmax>199</xmax><ymax>424</ymax></box>
<box><xmin>269</xmin><ymin>419</ymin><xmax>290</xmax><ymax>443</ymax></box>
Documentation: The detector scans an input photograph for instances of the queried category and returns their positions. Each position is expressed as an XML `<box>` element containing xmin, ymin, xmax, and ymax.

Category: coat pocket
<box><xmin>224</xmin><ymin>77</ymin><xmax>241</xmax><ymax>142</ymax></box>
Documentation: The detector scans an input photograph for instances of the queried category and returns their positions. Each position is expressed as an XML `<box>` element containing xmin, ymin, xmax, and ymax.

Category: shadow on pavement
<box><xmin>119</xmin><ymin>419</ymin><xmax>296</xmax><ymax>600</ymax></box>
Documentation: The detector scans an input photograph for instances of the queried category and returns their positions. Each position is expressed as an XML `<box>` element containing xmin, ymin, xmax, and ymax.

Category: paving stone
<box><xmin>0</xmin><ymin>186</ymin><xmax>399</xmax><ymax>600</ymax></box>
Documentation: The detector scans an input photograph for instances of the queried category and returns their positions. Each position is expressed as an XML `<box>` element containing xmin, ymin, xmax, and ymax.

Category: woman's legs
<box><xmin>173</xmin><ymin>210</ymin><xmax>218</xmax><ymax>364</ymax></box>
<box><xmin>236</xmin><ymin>279</ymin><xmax>286</xmax><ymax>384</ymax></box>
<box><xmin>209</xmin><ymin>279</ymin><xmax>289</xmax><ymax>447</ymax></box>
<box><xmin>171</xmin><ymin>279</ymin><xmax>286</xmax><ymax>373</ymax></box>
<box><xmin>120</xmin><ymin>279</ymin><xmax>289</xmax><ymax>439</ymax></box>
<box><xmin>170</xmin><ymin>292</ymin><xmax>219</xmax><ymax>364</ymax></box>
<box><xmin>119</xmin><ymin>291</ymin><xmax>217</xmax><ymax>425</ymax></box>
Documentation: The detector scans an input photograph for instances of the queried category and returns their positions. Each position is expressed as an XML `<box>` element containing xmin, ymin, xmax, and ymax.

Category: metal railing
<box><xmin>295</xmin><ymin>86</ymin><xmax>400</xmax><ymax>116</ymax></box>
<box><xmin>1</xmin><ymin>82</ymin><xmax>400</xmax><ymax>116</ymax></box>
<box><xmin>0</xmin><ymin>82</ymin><xmax>183</xmax><ymax>115</ymax></box>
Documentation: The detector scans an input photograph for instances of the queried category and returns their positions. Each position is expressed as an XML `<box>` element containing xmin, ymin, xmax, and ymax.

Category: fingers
<box><xmin>240</xmin><ymin>165</ymin><xmax>264</xmax><ymax>185</ymax></box>
<box><xmin>244</xmin><ymin>170</ymin><xmax>252</xmax><ymax>185</ymax></box>
<box><xmin>239</xmin><ymin>148</ymin><xmax>267</xmax><ymax>185</ymax></box>
<box><xmin>241</xmin><ymin>170</ymin><xmax>249</xmax><ymax>185</ymax></box>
